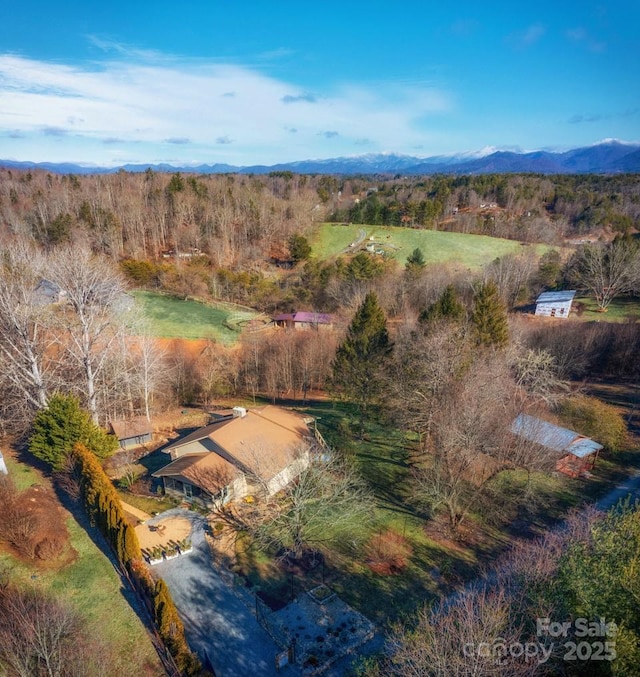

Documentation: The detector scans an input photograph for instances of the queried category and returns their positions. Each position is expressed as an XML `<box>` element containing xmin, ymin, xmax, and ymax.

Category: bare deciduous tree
<box><xmin>245</xmin><ymin>454</ymin><xmax>374</xmax><ymax>560</ymax></box>
<box><xmin>387</xmin><ymin>585</ymin><xmax>531</xmax><ymax>677</ymax></box>
<box><xmin>48</xmin><ymin>247</ymin><xmax>128</xmax><ymax>422</ymax></box>
<box><xmin>0</xmin><ymin>584</ymin><xmax>110</xmax><ymax>677</ymax></box>
<box><xmin>569</xmin><ymin>240</ymin><xmax>640</xmax><ymax>311</ymax></box>
<box><xmin>0</xmin><ymin>242</ymin><xmax>56</xmax><ymax>417</ymax></box>
<box><xmin>409</xmin><ymin>354</ymin><xmax>551</xmax><ymax>532</ymax></box>
<box><xmin>507</xmin><ymin>343</ymin><xmax>568</xmax><ymax>405</ymax></box>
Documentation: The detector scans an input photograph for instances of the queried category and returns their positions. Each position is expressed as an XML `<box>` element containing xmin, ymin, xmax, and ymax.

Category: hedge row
<box><xmin>129</xmin><ymin>561</ymin><xmax>202</xmax><ymax>675</ymax></box>
<box><xmin>72</xmin><ymin>444</ymin><xmax>201</xmax><ymax>674</ymax></box>
<box><xmin>73</xmin><ymin>443</ymin><xmax>141</xmax><ymax>566</ymax></box>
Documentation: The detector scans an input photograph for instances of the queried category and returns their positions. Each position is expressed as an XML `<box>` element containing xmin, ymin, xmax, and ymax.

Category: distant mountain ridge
<box><xmin>2</xmin><ymin>141</ymin><xmax>639</xmax><ymax>176</ymax></box>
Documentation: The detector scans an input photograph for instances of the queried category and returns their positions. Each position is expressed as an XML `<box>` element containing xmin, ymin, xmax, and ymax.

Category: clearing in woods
<box><xmin>132</xmin><ymin>291</ymin><xmax>264</xmax><ymax>344</ymax></box>
<box><xmin>312</xmin><ymin>223</ymin><xmax>552</xmax><ymax>268</ymax></box>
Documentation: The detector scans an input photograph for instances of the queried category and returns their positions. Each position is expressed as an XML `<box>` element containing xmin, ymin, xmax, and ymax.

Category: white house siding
<box><xmin>535</xmin><ymin>301</ymin><xmax>572</xmax><ymax>318</ymax></box>
<box><xmin>0</xmin><ymin>451</ymin><xmax>7</xmax><ymax>475</ymax></box>
<box><xmin>266</xmin><ymin>452</ymin><xmax>311</xmax><ymax>496</ymax></box>
<box><xmin>229</xmin><ymin>475</ymin><xmax>249</xmax><ymax>501</ymax></box>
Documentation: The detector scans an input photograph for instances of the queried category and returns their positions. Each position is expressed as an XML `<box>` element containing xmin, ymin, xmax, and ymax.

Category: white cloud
<box><xmin>506</xmin><ymin>23</ymin><xmax>546</xmax><ymax>49</ymax></box>
<box><xmin>0</xmin><ymin>52</ymin><xmax>452</xmax><ymax>165</ymax></box>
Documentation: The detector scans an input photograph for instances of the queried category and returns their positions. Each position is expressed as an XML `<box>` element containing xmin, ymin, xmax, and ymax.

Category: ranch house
<box><xmin>152</xmin><ymin>405</ymin><xmax>315</xmax><ymax>506</ymax></box>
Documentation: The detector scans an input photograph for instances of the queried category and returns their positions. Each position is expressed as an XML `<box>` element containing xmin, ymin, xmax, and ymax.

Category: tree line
<box><xmin>1</xmin><ymin>169</ymin><xmax>638</xmax><ymax>270</ymax></box>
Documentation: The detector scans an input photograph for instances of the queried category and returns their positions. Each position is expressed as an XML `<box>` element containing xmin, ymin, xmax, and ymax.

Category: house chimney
<box><xmin>232</xmin><ymin>406</ymin><xmax>247</xmax><ymax>418</ymax></box>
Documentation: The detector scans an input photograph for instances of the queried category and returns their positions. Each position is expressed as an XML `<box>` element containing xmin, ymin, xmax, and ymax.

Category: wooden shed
<box><xmin>273</xmin><ymin>311</ymin><xmax>333</xmax><ymax>330</ymax></box>
<box><xmin>534</xmin><ymin>290</ymin><xmax>576</xmax><ymax>318</ymax></box>
<box><xmin>110</xmin><ymin>417</ymin><xmax>154</xmax><ymax>450</ymax></box>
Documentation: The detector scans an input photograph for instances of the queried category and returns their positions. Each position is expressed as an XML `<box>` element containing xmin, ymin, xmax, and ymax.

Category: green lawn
<box><xmin>132</xmin><ymin>290</ymin><xmax>258</xmax><ymax>344</ymax></box>
<box><xmin>293</xmin><ymin>399</ymin><xmax>640</xmax><ymax>623</ymax></box>
<box><xmin>3</xmin><ymin>452</ymin><xmax>42</xmax><ymax>491</ymax></box>
<box><xmin>573</xmin><ymin>295</ymin><xmax>640</xmax><ymax>323</ymax></box>
<box><xmin>312</xmin><ymin>223</ymin><xmax>552</xmax><ymax>270</ymax></box>
<box><xmin>117</xmin><ymin>488</ymin><xmax>177</xmax><ymax>515</ymax></box>
<box><xmin>0</xmin><ymin>456</ymin><xmax>162</xmax><ymax>675</ymax></box>
<box><xmin>296</xmin><ymin>402</ymin><xmax>478</xmax><ymax>622</ymax></box>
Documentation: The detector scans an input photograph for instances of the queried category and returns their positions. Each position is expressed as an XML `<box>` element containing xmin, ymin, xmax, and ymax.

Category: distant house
<box><xmin>152</xmin><ymin>405</ymin><xmax>314</xmax><ymax>506</ymax></box>
<box><xmin>535</xmin><ymin>290</ymin><xmax>576</xmax><ymax>318</ymax></box>
<box><xmin>273</xmin><ymin>311</ymin><xmax>333</xmax><ymax>330</ymax></box>
<box><xmin>110</xmin><ymin>417</ymin><xmax>154</xmax><ymax>450</ymax></box>
<box><xmin>34</xmin><ymin>278</ymin><xmax>66</xmax><ymax>305</ymax></box>
<box><xmin>511</xmin><ymin>413</ymin><xmax>603</xmax><ymax>478</ymax></box>
<box><xmin>0</xmin><ymin>450</ymin><xmax>7</xmax><ymax>475</ymax></box>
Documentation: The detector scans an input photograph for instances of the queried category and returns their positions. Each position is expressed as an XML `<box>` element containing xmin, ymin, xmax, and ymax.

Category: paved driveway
<box><xmin>150</xmin><ymin>509</ymin><xmax>296</xmax><ymax>676</ymax></box>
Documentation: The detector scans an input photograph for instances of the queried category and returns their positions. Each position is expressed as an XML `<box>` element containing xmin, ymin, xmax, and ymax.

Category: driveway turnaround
<box><xmin>151</xmin><ymin>509</ymin><xmax>296</xmax><ymax>676</ymax></box>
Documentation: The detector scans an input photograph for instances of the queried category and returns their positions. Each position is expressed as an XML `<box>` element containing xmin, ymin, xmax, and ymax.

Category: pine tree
<box><xmin>471</xmin><ymin>281</ymin><xmax>509</xmax><ymax>348</ymax></box>
<box><xmin>29</xmin><ymin>394</ymin><xmax>118</xmax><ymax>470</ymax></box>
<box><xmin>288</xmin><ymin>233</ymin><xmax>312</xmax><ymax>262</ymax></box>
<box><xmin>419</xmin><ymin>285</ymin><xmax>465</xmax><ymax>324</ymax></box>
<box><xmin>405</xmin><ymin>247</ymin><xmax>426</xmax><ymax>276</ymax></box>
<box><xmin>332</xmin><ymin>292</ymin><xmax>392</xmax><ymax>427</ymax></box>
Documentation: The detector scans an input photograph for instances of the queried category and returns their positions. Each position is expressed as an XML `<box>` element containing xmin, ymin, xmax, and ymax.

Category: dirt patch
<box><xmin>134</xmin><ymin>516</ymin><xmax>193</xmax><ymax>551</ymax></box>
<box><xmin>155</xmin><ymin>337</ymin><xmax>212</xmax><ymax>360</ymax></box>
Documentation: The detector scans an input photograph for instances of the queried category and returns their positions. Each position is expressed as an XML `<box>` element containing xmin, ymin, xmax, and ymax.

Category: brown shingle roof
<box><xmin>152</xmin><ymin>453</ymin><xmax>236</xmax><ymax>495</ymax></box>
<box><xmin>110</xmin><ymin>416</ymin><xmax>153</xmax><ymax>440</ymax></box>
<box><xmin>209</xmin><ymin>406</ymin><xmax>311</xmax><ymax>480</ymax></box>
<box><xmin>155</xmin><ymin>406</ymin><xmax>313</xmax><ymax>492</ymax></box>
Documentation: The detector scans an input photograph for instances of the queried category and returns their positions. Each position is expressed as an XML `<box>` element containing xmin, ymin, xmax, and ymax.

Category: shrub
<box><xmin>558</xmin><ymin>395</ymin><xmax>627</xmax><ymax>452</ymax></box>
<box><xmin>365</xmin><ymin>530</ymin><xmax>413</xmax><ymax>575</ymax></box>
<box><xmin>72</xmin><ymin>443</ymin><xmax>142</xmax><ymax>566</ymax></box>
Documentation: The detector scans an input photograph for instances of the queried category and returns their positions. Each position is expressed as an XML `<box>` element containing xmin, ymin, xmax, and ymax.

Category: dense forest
<box><xmin>1</xmin><ymin>169</ymin><xmax>639</xmax><ymax>264</ymax></box>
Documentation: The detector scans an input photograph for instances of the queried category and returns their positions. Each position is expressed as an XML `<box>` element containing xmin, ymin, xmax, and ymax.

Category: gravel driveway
<box><xmin>150</xmin><ymin>508</ymin><xmax>296</xmax><ymax>676</ymax></box>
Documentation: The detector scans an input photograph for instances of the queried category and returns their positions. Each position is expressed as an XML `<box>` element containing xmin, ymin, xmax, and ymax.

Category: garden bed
<box><xmin>266</xmin><ymin>589</ymin><xmax>375</xmax><ymax>674</ymax></box>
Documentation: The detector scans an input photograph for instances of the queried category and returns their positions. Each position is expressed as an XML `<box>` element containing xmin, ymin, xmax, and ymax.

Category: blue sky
<box><xmin>0</xmin><ymin>1</ymin><xmax>638</xmax><ymax>166</ymax></box>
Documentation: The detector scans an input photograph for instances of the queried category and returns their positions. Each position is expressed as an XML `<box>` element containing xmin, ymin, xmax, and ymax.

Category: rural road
<box><xmin>341</xmin><ymin>228</ymin><xmax>367</xmax><ymax>253</ymax></box>
<box><xmin>595</xmin><ymin>468</ymin><xmax>640</xmax><ymax>510</ymax></box>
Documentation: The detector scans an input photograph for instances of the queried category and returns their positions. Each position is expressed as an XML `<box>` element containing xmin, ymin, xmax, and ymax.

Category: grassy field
<box><xmin>132</xmin><ymin>290</ymin><xmax>258</xmax><ymax>344</ymax></box>
<box><xmin>312</xmin><ymin>223</ymin><xmax>551</xmax><ymax>269</ymax></box>
<box><xmin>285</xmin><ymin>399</ymin><xmax>640</xmax><ymax>623</ymax></box>
<box><xmin>0</xmin><ymin>454</ymin><xmax>162</xmax><ymax>675</ymax></box>
<box><xmin>574</xmin><ymin>295</ymin><xmax>640</xmax><ymax>323</ymax></box>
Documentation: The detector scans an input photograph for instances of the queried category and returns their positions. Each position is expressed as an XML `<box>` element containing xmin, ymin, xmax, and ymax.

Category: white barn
<box><xmin>535</xmin><ymin>290</ymin><xmax>576</xmax><ymax>319</ymax></box>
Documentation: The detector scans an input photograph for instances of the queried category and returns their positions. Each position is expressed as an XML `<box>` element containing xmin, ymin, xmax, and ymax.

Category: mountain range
<box><xmin>2</xmin><ymin>141</ymin><xmax>639</xmax><ymax>176</ymax></box>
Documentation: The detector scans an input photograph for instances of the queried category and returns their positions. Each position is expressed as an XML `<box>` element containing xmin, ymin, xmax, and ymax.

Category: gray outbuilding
<box><xmin>534</xmin><ymin>290</ymin><xmax>576</xmax><ymax>318</ymax></box>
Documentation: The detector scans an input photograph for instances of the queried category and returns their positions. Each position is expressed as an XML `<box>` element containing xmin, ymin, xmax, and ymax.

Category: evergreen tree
<box><xmin>471</xmin><ymin>281</ymin><xmax>509</xmax><ymax>348</ymax></box>
<box><xmin>29</xmin><ymin>394</ymin><xmax>118</xmax><ymax>470</ymax></box>
<box><xmin>405</xmin><ymin>247</ymin><xmax>426</xmax><ymax>276</ymax></box>
<box><xmin>419</xmin><ymin>285</ymin><xmax>465</xmax><ymax>324</ymax></box>
<box><xmin>345</xmin><ymin>252</ymin><xmax>385</xmax><ymax>281</ymax></box>
<box><xmin>288</xmin><ymin>233</ymin><xmax>312</xmax><ymax>262</ymax></box>
<box><xmin>331</xmin><ymin>292</ymin><xmax>392</xmax><ymax>427</ymax></box>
